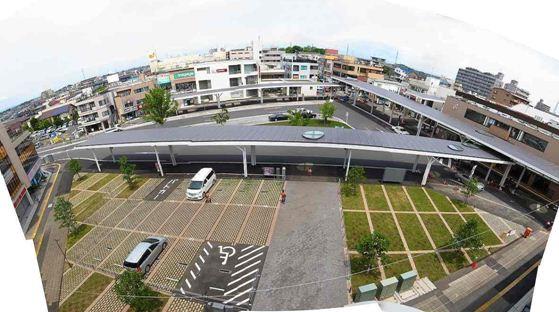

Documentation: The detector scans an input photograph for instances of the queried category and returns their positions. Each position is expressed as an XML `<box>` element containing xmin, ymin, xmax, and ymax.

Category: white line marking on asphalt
<box><xmin>231</xmin><ymin>260</ymin><xmax>261</xmax><ymax>277</ymax></box>
<box><xmin>224</xmin><ymin>287</ymin><xmax>253</xmax><ymax>304</ymax></box>
<box><xmin>207</xmin><ymin>241</ymin><xmax>213</xmax><ymax>248</ymax></box>
<box><xmin>237</xmin><ymin>298</ymin><xmax>250</xmax><ymax>306</ymax></box>
<box><xmin>180</xmin><ymin>287</ymin><xmax>185</xmax><ymax>294</ymax></box>
<box><xmin>195</xmin><ymin>263</ymin><xmax>201</xmax><ymax>271</ymax></box>
<box><xmin>204</xmin><ymin>248</ymin><xmax>209</xmax><ymax>255</ymax></box>
<box><xmin>227</xmin><ymin>269</ymin><xmax>258</xmax><ymax>286</ymax></box>
<box><xmin>238</xmin><ymin>245</ymin><xmax>265</xmax><ymax>260</ymax></box>
<box><xmin>190</xmin><ymin>270</ymin><xmax>196</xmax><ymax>280</ymax></box>
<box><xmin>241</xmin><ymin>245</ymin><xmax>254</xmax><ymax>252</ymax></box>
<box><xmin>185</xmin><ymin>279</ymin><xmax>191</xmax><ymax>288</ymax></box>
<box><xmin>209</xmin><ymin>287</ymin><xmax>224</xmax><ymax>292</ymax></box>
<box><xmin>234</xmin><ymin>252</ymin><xmax>264</xmax><ymax>268</ymax></box>
<box><xmin>199</xmin><ymin>255</ymin><xmax>205</xmax><ymax>263</ymax></box>
<box><xmin>224</xmin><ymin>278</ymin><xmax>256</xmax><ymax>296</ymax></box>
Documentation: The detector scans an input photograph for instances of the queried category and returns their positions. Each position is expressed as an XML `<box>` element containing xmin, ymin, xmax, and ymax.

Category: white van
<box><xmin>186</xmin><ymin>168</ymin><xmax>216</xmax><ymax>200</ymax></box>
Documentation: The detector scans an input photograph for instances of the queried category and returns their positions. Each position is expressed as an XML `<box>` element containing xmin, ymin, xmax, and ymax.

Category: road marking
<box><xmin>185</xmin><ymin>279</ymin><xmax>191</xmax><ymax>289</ymax></box>
<box><xmin>241</xmin><ymin>245</ymin><xmax>254</xmax><ymax>252</ymax></box>
<box><xmin>237</xmin><ymin>298</ymin><xmax>250</xmax><ymax>306</ymax></box>
<box><xmin>238</xmin><ymin>245</ymin><xmax>265</xmax><ymax>260</ymax></box>
<box><xmin>231</xmin><ymin>260</ymin><xmax>261</xmax><ymax>277</ymax></box>
<box><xmin>204</xmin><ymin>247</ymin><xmax>209</xmax><ymax>255</ymax></box>
<box><xmin>195</xmin><ymin>263</ymin><xmax>201</xmax><ymax>271</ymax></box>
<box><xmin>209</xmin><ymin>287</ymin><xmax>224</xmax><ymax>292</ymax></box>
<box><xmin>223</xmin><ymin>287</ymin><xmax>253</xmax><ymax>304</ymax></box>
<box><xmin>224</xmin><ymin>278</ymin><xmax>256</xmax><ymax>296</ymax></box>
<box><xmin>33</xmin><ymin>163</ymin><xmax>61</xmax><ymax>254</ymax></box>
<box><xmin>198</xmin><ymin>255</ymin><xmax>205</xmax><ymax>263</ymax></box>
<box><xmin>180</xmin><ymin>287</ymin><xmax>186</xmax><ymax>294</ymax></box>
<box><xmin>190</xmin><ymin>270</ymin><xmax>196</xmax><ymax>280</ymax></box>
<box><xmin>207</xmin><ymin>241</ymin><xmax>213</xmax><ymax>248</ymax></box>
<box><xmin>228</xmin><ymin>269</ymin><xmax>258</xmax><ymax>286</ymax></box>
<box><xmin>234</xmin><ymin>252</ymin><xmax>264</xmax><ymax>268</ymax></box>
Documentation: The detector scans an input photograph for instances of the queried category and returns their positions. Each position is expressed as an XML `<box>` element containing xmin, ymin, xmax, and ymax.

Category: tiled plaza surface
<box><xmin>342</xmin><ymin>184</ymin><xmax>525</xmax><ymax>291</ymax></box>
<box><xmin>60</xmin><ymin>173</ymin><xmax>283</xmax><ymax>311</ymax></box>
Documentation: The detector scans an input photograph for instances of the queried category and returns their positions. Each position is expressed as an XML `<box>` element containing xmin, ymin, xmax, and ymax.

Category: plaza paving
<box><xmin>342</xmin><ymin>183</ymin><xmax>525</xmax><ymax>293</ymax></box>
<box><xmin>58</xmin><ymin>173</ymin><xmax>283</xmax><ymax>311</ymax></box>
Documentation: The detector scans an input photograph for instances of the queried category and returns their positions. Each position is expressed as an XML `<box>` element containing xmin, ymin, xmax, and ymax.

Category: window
<box><xmin>244</xmin><ymin>64</ymin><xmax>257</xmax><ymax>73</ymax></box>
<box><xmin>510</xmin><ymin>127</ymin><xmax>521</xmax><ymax>140</ymax></box>
<box><xmin>197</xmin><ymin>67</ymin><xmax>209</xmax><ymax>73</ymax></box>
<box><xmin>229</xmin><ymin>77</ymin><xmax>241</xmax><ymax>87</ymax></box>
<box><xmin>117</xmin><ymin>90</ymin><xmax>131</xmax><ymax>97</ymax></box>
<box><xmin>228</xmin><ymin>65</ymin><xmax>241</xmax><ymax>74</ymax></box>
<box><xmin>134</xmin><ymin>87</ymin><xmax>149</xmax><ymax>94</ymax></box>
<box><xmin>300</xmin><ymin>65</ymin><xmax>308</xmax><ymax>70</ymax></box>
<box><xmin>293</xmin><ymin>65</ymin><xmax>299</xmax><ymax>72</ymax></box>
<box><xmin>102</xmin><ymin>110</ymin><xmax>109</xmax><ymax>117</ymax></box>
<box><xmin>198</xmin><ymin>80</ymin><xmax>212</xmax><ymax>90</ymax></box>
<box><xmin>139</xmin><ymin>250</ymin><xmax>151</xmax><ymax>265</ymax></box>
<box><xmin>493</xmin><ymin>120</ymin><xmax>510</xmax><ymax>131</ymax></box>
<box><xmin>300</xmin><ymin>75</ymin><xmax>307</xmax><ymax>79</ymax></box>
<box><xmin>464</xmin><ymin>109</ymin><xmax>486</xmax><ymax>125</ymax></box>
<box><xmin>520</xmin><ymin>132</ymin><xmax>548</xmax><ymax>152</ymax></box>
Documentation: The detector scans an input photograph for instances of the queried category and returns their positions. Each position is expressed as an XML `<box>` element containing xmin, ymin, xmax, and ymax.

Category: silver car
<box><xmin>123</xmin><ymin>236</ymin><xmax>168</xmax><ymax>275</ymax></box>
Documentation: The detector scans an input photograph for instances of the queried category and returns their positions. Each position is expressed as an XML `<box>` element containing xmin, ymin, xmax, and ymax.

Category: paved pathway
<box><xmin>253</xmin><ymin>181</ymin><xmax>348</xmax><ymax>310</ymax></box>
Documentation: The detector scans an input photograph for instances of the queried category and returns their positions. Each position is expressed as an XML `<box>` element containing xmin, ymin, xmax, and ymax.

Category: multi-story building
<box><xmin>283</xmin><ymin>58</ymin><xmax>319</xmax><ymax>80</ymax></box>
<box><xmin>504</xmin><ymin>80</ymin><xmax>530</xmax><ymax>99</ymax></box>
<box><xmin>442</xmin><ymin>92</ymin><xmax>559</xmax><ymax>200</ymax></box>
<box><xmin>227</xmin><ymin>47</ymin><xmax>253</xmax><ymax>60</ymax></box>
<box><xmin>332</xmin><ymin>55</ymin><xmax>384</xmax><ymax>81</ymax></box>
<box><xmin>454</xmin><ymin>67</ymin><xmax>504</xmax><ymax>98</ymax></box>
<box><xmin>111</xmin><ymin>77</ymin><xmax>156</xmax><ymax>121</ymax></box>
<box><xmin>490</xmin><ymin>87</ymin><xmax>530</xmax><ymax>107</ymax></box>
<box><xmin>535</xmin><ymin>99</ymin><xmax>551</xmax><ymax>113</ymax></box>
<box><xmin>259</xmin><ymin>47</ymin><xmax>284</xmax><ymax>69</ymax></box>
<box><xmin>75</xmin><ymin>92</ymin><xmax>117</xmax><ymax>133</ymax></box>
<box><xmin>0</xmin><ymin>124</ymin><xmax>41</xmax><ymax>222</ymax></box>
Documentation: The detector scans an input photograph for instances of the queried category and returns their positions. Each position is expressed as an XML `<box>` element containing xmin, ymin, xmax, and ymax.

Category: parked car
<box><xmin>123</xmin><ymin>236</ymin><xmax>168</xmax><ymax>274</ymax></box>
<box><xmin>268</xmin><ymin>112</ymin><xmax>289</xmax><ymax>122</ymax></box>
<box><xmin>186</xmin><ymin>168</ymin><xmax>217</xmax><ymax>200</ymax></box>
<box><xmin>456</xmin><ymin>173</ymin><xmax>485</xmax><ymax>191</ymax></box>
<box><xmin>293</xmin><ymin>108</ymin><xmax>317</xmax><ymax>119</ymax></box>
<box><xmin>391</xmin><ymin>126</ymin><xmax>410</xmax><ymax>135</ymax></box>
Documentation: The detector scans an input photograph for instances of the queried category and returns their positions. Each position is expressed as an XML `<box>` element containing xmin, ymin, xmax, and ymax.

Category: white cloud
<box><xmin>1</xmin><ymin>0</ymin><xmax>558</xmax><ymax>110</ymax></box>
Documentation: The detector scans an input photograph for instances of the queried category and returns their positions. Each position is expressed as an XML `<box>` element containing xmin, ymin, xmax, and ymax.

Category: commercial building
<box><xmin>0</xmin><ymin>124</ymin><xmax>41</xmax><ymax>220</ymax></box>
<box><xmin>535</xmin><ymin>99</ymin><xmax>551</xmax><ymax>113</ymax></box>
<box><xmin>504</xmin><ymin>79</ymin><xmax>530</xmax><ymax>99</ymax></box>
<box><xmin>332</xmin><ymin>55</ymin><xmax>384</xmax><ymax>81</ymax></box>
<box><xmin>227</xmin><ymin>47</ymin><xmax>254</xmax><ymax>60</ymax></box>
<box><xmin>454</xmin><ymin>67</ymin><xmax>503</xmax><ymax>98</ymax></box>
<box><xmin>111</xmin><ymin>77</ymin><xmax>156</xmax><ymax>121</ymax></box>
<box><xmin>490</xmin><ymin>87</ymin><xmax>530</xmax><ymax>107</ymax></box>
<box><xmin>259</xmin><ymin>47</ymin><xmax>284</xmax><ymax>69</ymax></box>
<box><xmin>75</xmin><ymin>92</ymin><xmax>117</xmax><ymax>133</ymax></box>
<box><xmin>284</xmin><ymin>58</ymin><xmax>319</xmax><ymax>80</ymax></box>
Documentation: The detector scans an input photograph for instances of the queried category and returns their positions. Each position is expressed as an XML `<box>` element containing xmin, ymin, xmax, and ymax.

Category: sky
<box><xmin>1</xmin><ymin>0</ymin><xmax>558</xmax><ymax>112</ymax></box>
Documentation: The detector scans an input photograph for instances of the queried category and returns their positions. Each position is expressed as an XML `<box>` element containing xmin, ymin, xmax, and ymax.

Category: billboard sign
<box><xmin>157</xmin><ymin>75</ymin><xmax>171</xmax><ymax>84</ymax></box>
<box><xmin>173</xmin><ymin>70</ymin><xmax>195</xmax><ymax>79</ymax></box>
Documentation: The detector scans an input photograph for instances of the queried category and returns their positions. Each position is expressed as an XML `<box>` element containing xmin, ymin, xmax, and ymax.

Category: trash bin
<box><xmin>523</xmin><ymin>227</ymin><xmax>533</xmax><ymax>238</ymax></box>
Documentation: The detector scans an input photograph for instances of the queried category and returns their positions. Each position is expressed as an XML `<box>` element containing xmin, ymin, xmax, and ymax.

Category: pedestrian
<box><xmin>280</xmin><ymin>189</ymin><xmax>286</xmax><ymax>204</ymax></box>
<box><xmin>205</xmin><ymin>193</ymin><xmax>212</xmax><ymax>203</ymax></box>
<box><xmin>307</xmin><ymin>167</ymin><xmax>313</xmax><ymax>176</ymax></box>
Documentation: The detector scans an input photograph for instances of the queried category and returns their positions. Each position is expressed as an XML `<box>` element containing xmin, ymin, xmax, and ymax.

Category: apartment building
<box><xmin>284</xmin><ymin>58</ymin><xmax>319</xmax><ymax>80</ymax></box>
<box><xmin>0</xmin><ymin>124</ymin><xmax>41</xmax><ymax>219</ymax></box>
<box><xmin>504</xmin><ymin>80</ymin><xmax>530</xmax><ymax>99</ymax></box>
<box><xmin>227</xmin><ymin>47</ymin><xmax>253</xmax><ymax>60</ymax></box>
<box><xmin>490</xmin><ymin>87</ymin><xmax>530</xmax><ymax>107</ymax></box>
<box><xmin>454</xmin><ymin>67</ymin><xmax>504</xmax><ymax>98</ymax></box>
<box><xmin>260</xmin><ymin>48</ymin><xmax>284</xmax><ymax>69</ymax></box>
<box><xmin>442</xmin><ymin>92</ymin><xmax>559</xmax><ymax>200</ymax></box>
<box><xmin>75</xmin><ymin>92</ymin><xmax>117</xmax><ymax>133</ymax></box>
<box><xmin>111</xmin><ymin>77</ymin><xmax>156</xmax><ymax>121</ymax></box>
<box><xmin>332</xmin><ymin>55</ymin><xmax>384</xmax><ymax>81</ymax></box>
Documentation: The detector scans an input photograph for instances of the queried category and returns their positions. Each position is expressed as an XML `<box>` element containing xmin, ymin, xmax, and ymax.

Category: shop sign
<box><xmin>173</xmin><ymin>70</ymin><xmax>195</xmax><ymax>79</ymax></box>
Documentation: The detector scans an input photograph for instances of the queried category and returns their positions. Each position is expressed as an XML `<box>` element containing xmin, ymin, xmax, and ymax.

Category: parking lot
<box><xmin>59</xmin><ymin>173</ymin><xmax>283</xmax><ymax>311</ymax></box>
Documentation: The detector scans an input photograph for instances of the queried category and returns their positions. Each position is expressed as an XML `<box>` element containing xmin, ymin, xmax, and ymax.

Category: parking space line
<box><xmin>223</xmin><ymin>287</ymin><xmax>253</xmax><ymax>304</ymax></box>
<box><xmin>228</xmin><ymin>269</ymin><xmax>259</xmax><ymax>286</ymax></box>
<box><xmin>224</xmin><ymin>278</ymin><xmax>256</xmax><ymax>295</ymax></box>
<box><xmin>265</xmin><ymin>180</ymin><xmax>286</xmax><ymax>246</ymax></box>
<box><xmin>238</xmin><ymin>245</ymin><xmax>266</xmax><ymax>260</ymax></box>
<box><xmin>241</xmin><ymin>245</ymin><xmax>254</xmax><ymax>252</ymax></box>
<box><xmin>206</xmin><ymin>179</ymin><xmax>244</xmax><ymax>240</ymax></box>
<box><xmin>235</xmin><ymin>253</ymin><xmax>264</xmax><ymax>269</ymax></box>
<box><xmin>232</xmin><ymin>260</ymin><xmax>261</xmax><ymax>277</ymax></box>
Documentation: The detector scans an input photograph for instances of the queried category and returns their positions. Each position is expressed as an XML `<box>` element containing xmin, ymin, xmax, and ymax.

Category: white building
<box><xmin>368</xmin><ymin>79</ymin><xmax>405</xmax><ymax>94</ymax></box>
<box><xmin>283</xmin><ymin>58</ymin><xmax>319</xmax><ymax>81</ymax></box>
<box><xmin>394</xmin><ymin>67</ymin><xmax>408</xmax><ymax>79</ymax></box>
<box><xmin>75</xmin><ymin>92</ymin><xmax>117</xmax><ymax>133</ymax></box>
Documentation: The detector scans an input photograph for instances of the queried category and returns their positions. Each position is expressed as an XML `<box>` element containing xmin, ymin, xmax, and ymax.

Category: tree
<box><xmin>319</xmin><ymin>101</ymin><xmax>336</xmax><ymax>125</ymax></box>
<box><xmin>341</xmin><ymin>166</ymin><xmax>366</xmax><ymax>196</ymax></box>
<box><xmin>114</xmin><ymin>271</ymin><xmax>163</xmax><ymax>312</ymax></box>
<box><xmin>462</xmin><ymin>177</ymin><xmax>480</xmax><ymax>204</ymax></box>
<box><xmin>71</xmin><ymin>109</ymin><xmax>79</xmax><ymax>124</ymax></box>
<box><xmin>119</xmin><ymin>156</ymin><xmax>137</xmax><ymax>188</ymax></box>
<box><xmin>451</xmin><ymin>219</ymin><xmax>484</xmax><ymax>254</ymax></box>
<box><xmin>53</xmin><ymin>197</ymin><xmax>78</xmax><ymax>234</ymax></box>
<box><xmin>53</xmin><ymin>116</ymin><xmax>64</xmax><ymax>127</ymax></box>
<box><xmin>288</xmin><ymin>110</ymin><xmax>308</xmax><ymax>126</ymax></box>
<box><xmin>142</xmin><ymin>88</ymin><xmax>178</xmax><ymax>125</ymax></box>
<box><xmin>212</xmin><ymin>108</ymin><xmax>230</xmax><ymax>125</ymax></box>
<box><xmin>68</xmin><ymin>159</ymin><xmax>81</xmax><ymax>178</ymax></box>
<box><xmin>357</xmin><ymin>231</ymin><xmax>390</xmax><ymax>270</ymax></box>
<box><xmin>29</xmin><ymin>117</ymin><xmax>40</xmax><ymax>131</ymax></box>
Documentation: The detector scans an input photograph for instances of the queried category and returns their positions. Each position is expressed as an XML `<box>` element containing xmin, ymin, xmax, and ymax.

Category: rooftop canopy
<box><xmin>332</xmin><ymin>76</ymin><xmax>559</xmax><ymax>183</ymax></box>
<box><xmin>76</xmin><ymin>125</ymin><xmax>508</xmax><ymax>164</ymax></box>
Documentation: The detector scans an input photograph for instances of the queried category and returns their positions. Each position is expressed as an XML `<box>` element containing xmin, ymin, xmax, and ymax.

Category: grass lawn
<box><xmin>350</xmin><ymin>255</ymin><xmax>381</xmax><ymax>294</ymax></box>
<box><xmin>405</xmin><ymin>187</ymin><xmax>436</xmax><ymax>212</ymax></box>
<box><xmin>425</xmin><ymin>189</ymin><xmax>456</xmax><ymax>212</ymax></box>
<box><xmin>414</xmin><ymin>252</ymin><xmax>447</xmax><ymax>281</ymax></box>
<box><xmin>463</xmin><ymin>214</ymin><xmax>503</xmax><ymax>246</ymax></box>
<box><xmin>66</xmin><ymin>224</ymin><xmax>93</xmax><ymax>250</ymax></box>
<box><xmin>130</xmin><ymin>294</ymin><xmax>169</xmax><ymax>312</ymax></box>
<box><xmin>88</xmin><ymin>173</ymin><xmax>118</xmax><ymax>191</ymax></box>
<box><xmin>72</xmin><ymin>173</ymin><xmax>92</xmax><ymax>189</ymax></box>
<box><xmin>68</xmin><ymin>189</ymin><xmax>81</xmax><ymax>199</ymax></box>
<box><xmin>384</xmin><ymin>185</ymin><xmax>413</xmax><ymax>211</ymax></box>
<box><xmin>466</xmin><ymin>248</ymin><xmax>489</xmax><ymax>262</ymax></box>
<box><xmin>263</xmin><ymin>119</ymin><xmax>351</xmax><ymax>128</ymax></box>
<box><xmin>451</xmin><ymin>199</ymin><xmax>476</xmax><ymax>213</ymax></box>
<box><xmin>74</xmin><ymin>193</ymin><xmax>107</xmax><ymax>221</ymax></box>
<box><xmin>363</xmin><ymin>184</ymin><xmax>389</xmax><ymax>211</ymax></box>
<box><xmin>383</xmin><ymin>254</ymin><xmax>413</xmax><ymax>279</ymax></box>
<box><xmin>116</xmin><ymin>177</ymin><xmax>147</xmax><ymax>198</ymax></box>
<box><xmin>442</xmin><ymin>214</ymin><xmax>466</xmax><ymax>234</ymax></box>
<box><xmin>440</xmin><ymin>251</ymin><xmax>469</xmax><ymax>273</ymax></box>
<box><xmin>59</xmin><ymin>272</ymin><xmax>112</xmax><ymax>312</ymax></box>
<box><xmin>370</xmin><ymin>212</ymin><xmax>405</xmax><ymax>251</ymax></box>
<box><xmin>343</xmin><ymin>212</ymin><xmax>371</xmax><ymax>250</ymax></box>
<box><xmin>341</xmin><ymin>189</ymin><xmax>365</xmax><ymax>210</ymax></box>
<box><xmin>396</xmin><ymin>213</ymin><xmax>432</xmax><ymax>250</ymax></box>
<box><xmin>421</xmin><ymin>214</ymin><xmax>454</xmax><ymax>249</ymax></box>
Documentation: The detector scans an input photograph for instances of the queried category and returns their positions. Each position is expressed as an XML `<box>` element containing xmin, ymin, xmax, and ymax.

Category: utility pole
<box><xmin>346</xmin><ymin>44</ymin><xmax>349</xmax><ymax>56</ymax></box>
<box><xmin>394</xmin><ymin>50</ymin><xmax>399</xmax><ymax>65</ymax></box>
<box><xmin>81</xmin><ymin>68</ymin><xmax>85</xmax><ymax>80</ymax></box>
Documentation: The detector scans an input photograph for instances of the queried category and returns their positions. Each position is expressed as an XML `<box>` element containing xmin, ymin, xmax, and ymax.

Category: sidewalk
<box><xmin>407</xmin><ymin>230</ymin><xmax>548</xmax><ymax>311</ymax></box>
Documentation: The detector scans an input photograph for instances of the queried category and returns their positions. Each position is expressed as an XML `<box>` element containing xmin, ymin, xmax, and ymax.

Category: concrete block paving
<box><xmin>210</xmin><ymin>179</ymin><xmax>239</xmax><ymax>203</ymax></box>
<box><xmin>238</xmin><ymin>206</ymin><xmax>276</xmax><ymax>246</ymax></box>
<box><xmin>99</xmin><ymin>232</ymin><xmax>147</xmax><ymax>275</ymax></box>
<box><xmin>182</xmin><ymin>204</ymin><xmax>225</xmax><ymax>240</ymax></box>
<box><xmin>100</xmin><ymin>200</ymin><xmax>141</xmax><ymax>227</ymax></box>
<box><xmin>76</xmin><ymin>173</ymin><xmax>109</xmax><ymax>190</ymax></box>
<box><xmin>209</xmin><ymin>205</ymin><xmax>250</xmax><ymax>243</ymax></box>
<box><xmin>60</xmin><ymin>265</ymin><xmax>92</xmax><ymax>302</ymax></box>
<box><xmin>86</xmin><ymin>284</ymin><xmax>128</xmax><ymax>312</ymax></box>
<box><xmin>67</xmin><ymin>226</ymin><xmax>112</xmax><ymax>262</ymax></box>
<box><xmin>98</xmin><ymin>174</ymin><xmax>125</xmax><ymax>195</ymax></box>
<box><xmin>165</xmin><ymin>179</ymin><xmax>188</xmax><ymax>202</ymax></box>
<box><xmin>166</xmin><ymin>298</ymin><xmax>205</xmax><ymax>312</ymax></box>
<box><xmin>80</xmin><ymin>229</ymin><xmax>131</xmax><ymax>268</ymax></box>
<box><xmin>230</xmin><ymin>179</ymin><xmax>260</xmax><ymax>205</ymax></box>
<box><xmin>157</xmin><ymin>202</ymin><xmax>201</xmax><ymax>237</ymax></box>
<box><xmin>129</xmin><ymin>178</ymin><xmax>164</xmax><ymax>199</ymax></box>
<box><xmin>69</xmin><ymin>190</ymin><xmax>95</xmax><ymax>207</ymax></box>
<box><xmin>255</xmin><ymin>180</ymin><xmax>283</xmax><ymax>207</ymax></box>
<box><xmin>84</xmin><ymin>198</ymin><xmax>126</xmax><ymax>225</ymax></box>
<box><xmin>136</xmin><ymin>201</ymin><xmax>180</xmax><ymax>233</ymax></box>
<box><xmin>116</xmin><ymin>201</ymin><xmax>160</xmax><ymax>230</ymax></box>
<box><xmin>147</xmin><ymin>239</ymin><xmax>202</xmax><ymax>291</ymax></box>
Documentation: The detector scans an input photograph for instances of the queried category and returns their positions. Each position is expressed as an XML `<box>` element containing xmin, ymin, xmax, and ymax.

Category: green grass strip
<box><xmin>59</xmin><ymin>272</ymin><xmax>112</xmax><ymax>312</ymax></box>
<box><xmin>396</xmin><ymin>213</ymin><xmax>432</xmax><ymax>250</ymax></box>
<box><xmin>72</xmin><ymin>173</ymin><xmax>92</xmax><ymax>189</ymax></box>
<box><xmin>66</xmin><ymin>224</ymin><xmax>93</xmax><ymax>250</ymax></box>
<box><xmin>88</xmin><ymin>173</ymin><xmax>118</xmax><ymax>191</ymax></box>
<box><xmin>343</xmin><ymin>211</ymin><xmax>370</xmax><ymax>250</ymax></box>
<box><xmin>341</xmin><ymin>189</ymin><xmax>365</xmax><ymax>210</ymax></box>
<box><xmin>350</xmin><ymin>254</ymin><xmax>381</xmax><ymax>293</ymax></box>
<box><xmin>463</xmin><ymin>214</ymin><xmax>503</xmax><ymax>246</ymax></box>
<box><xmin>370</xmin><ymin>212</ymin><xmax>405</xmax><ymax>251</ymax></box>
<box><xmin>383</xmin><ymin>254</ymin><xmax>412</xmax><ymax>279</ymax></box>
<box><xmin>116</xmin><ymin>177</ymin><xmax>147</xmax><ymax>198</ymax></box>
<box><xmin>414</xmin><ymin>252</ymin><xmax>447</xmax><ymax>281</ymax></box>
<box><xmin>421</xmin><ymin>214</ymin><xmax>454</xmax><ymax>249</ymax></box>
<box><xmin>384</xmin><ymin>185</ymin><xmax>413</xmax><ymax>211</ymax></box>
<box><xmin>442</xmin><ymin>214</ymin><xmax>466</xmax><ymax>234</ymax></box>
<box><xmin>451</xmin><ymin>199</ymin><xmax>476</xmax><ymax>212</ymax></box>
<box><xmin>440</xmin><ymin>251</ymin><xmax>469</xmax><ymax>273</ymax></box>
<box><xmin>406</xmin><ymin>187</ymin><xmax>436</xmax><ymax>212</ymax></box>
<box><xmin>74</xmin><ymin>193</ymin><xmax>107</xmax><ymax>221</ymax></box>
<box><xmin>363</xmin><ymin>184</ymin><xmax>388</xmax><ymax>211</ymax></box>
<box><xmin>425</xmin><ymin>189</ymin><xmax>455</xmax><ymax>212</ymax></box>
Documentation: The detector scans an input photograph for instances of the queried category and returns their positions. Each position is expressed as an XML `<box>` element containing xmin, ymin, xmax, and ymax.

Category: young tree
<box><xmin>288</xmin><ymin>110</ymin><xmax>305</xmax><ymax>126</ymax></box>
<box><xmin>114</xmin><ymin>271</ymin><xmax>163</xmax><ymax>312</ymax></box>
<box><xmin>357</xmin><ymin>231</ymin><xmax>390</xmax><ymax>270</ymax></box>
<box><xmin>342</xmin><ymin>166</ymin><xmax>366</xmax><ymax>196</ymax></box>
<box><xmin>462</xmin><ymin>177</ymin><xmax>480</xmax><ymax>203</ymax></box>
<box><xmin>29</xmin><ymin>117</ymin><xmax>40</xmax><ymax>131</ymax></box>
<box><xmin>142</xmin><ymin>88</ymin><xmax>178</xmax><ymax>125</ymax></box>
<box><xmin>451</xmin><ymin>219</ymin><xmax>484</xmax><ymax>253</ymax></box>
<box><xmin>68</xmin><ymin>159</ymin><xmax>82</xmax><ymax>179</ymax></box>
<box><xmin>319</xmin><ymin>101</ymin><xmax>336</xmax><ymax>125</ymax></box>
<box><xmin>212</xmin><ymin>108</ymin><xmax>230</xmax><ymax>125</ymax></box>
<box><xmin>119</xmin><ymin>156</ymin><xmax>137</xmax><ymax>188</ymax></box>
<box><xmin>53</xmin><ymin>197</ymin><xmax>78</xmax><ymax>234</ymax></box>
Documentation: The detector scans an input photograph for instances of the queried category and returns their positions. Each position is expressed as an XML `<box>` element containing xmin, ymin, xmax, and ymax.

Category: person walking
<box><xmin>280</xmin><ymin>189</ymin><xmax>287</xmax><ymax>204</ymax></box>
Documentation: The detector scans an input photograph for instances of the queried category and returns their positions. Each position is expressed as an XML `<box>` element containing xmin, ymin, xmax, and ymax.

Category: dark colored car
<box><xmin>268</xmin><ymin>112</ymin><xmax>289</xmax><ymax>121</ymax></box>
<box><xmin>294</xmin><ymin>108</ymin><xmax>317</xmax><ymax>119</ymax></box>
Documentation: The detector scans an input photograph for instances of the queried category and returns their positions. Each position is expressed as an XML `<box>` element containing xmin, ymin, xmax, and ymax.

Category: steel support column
<box><xmin>421</xmin><ymin>157</ymin><xmax>436</xmax><ymax>186</ymax></box>
<box><xmin>260</xmin><ymin>89</ymin><xmax>264</xmax><ymax>104</ymax></box>
<box><xmin>416</xmin><ymin>116</ymin><xmax>424</xmax><ymax>136</ymax></box>
<box><xmin>109</xmin><ymin>147</ymin><xmax>116</xmax><ymax>163</ymax></box>
<box><xmin>154</xmin><ymin>146</ymin><xmax>164</xmax><ymax>177</ymax></box>
<box><xmin>91</xmin><ymin>149</ymin><xmax>101</xmax><ymax>172</ymax></box>
<box><xmin>250</xmin><ymin>145</ymin><xmax>256</xmax><ymax>166</ymax></box>
<box><xmin>469</xmin><ymin>165</ymin><xmax>478</xmax><ymax>179</ymax></box>
<box><xmin>485</xmin><ymin>163</ymin><xmax>494</xmax><ymax>181</ymax></box>
<box><xmin>236</xmin><ymin>147</ymin><xmax>248</xmax><ymax>178</ymax></box>
<box><xmin>499</xmin><ymin>164</ymin><xmax>513</xmax><ymax>189</ymax></box>
<box><xmin>515</xmin><ymin>166</ymin><xmax>526</xmax><ymax>189</ymax></box>
<box><xmin>430</xmin><ymin>122</ymin><xmax>438</xmax><ymax>137</ymax></box>
<box><xmin>169</xmin><ymin>145</ymin><xmax>177</xmax><ymax>166</ymax></box>
<box><xmin>412</xmin><ymin>155</ymin><xmax>420</xmax><ymax>172</ymax></box>
<box><xmin>344</xmin><ymin>150</ymin><xmax>352</xmax><ymax>181</ymax></box>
